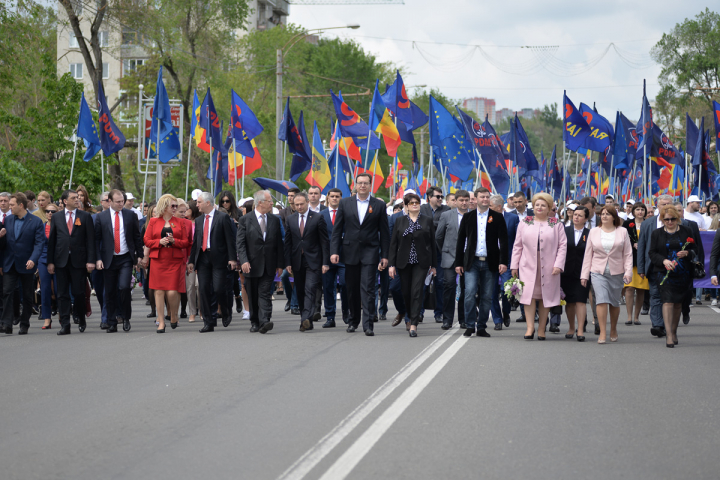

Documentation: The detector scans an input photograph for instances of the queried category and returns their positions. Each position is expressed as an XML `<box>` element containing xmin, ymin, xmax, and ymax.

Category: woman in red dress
<box><xmin>142</xmin><ymin>194</ymin><xmax>190</xmax><ymax>333</ymax></box>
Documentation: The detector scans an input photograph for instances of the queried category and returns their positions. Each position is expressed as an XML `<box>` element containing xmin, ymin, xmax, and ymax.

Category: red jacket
<box><xmin>144</xmin><ymin>217</ymin><xmax>191</xmax><ymax>259</ymax></box>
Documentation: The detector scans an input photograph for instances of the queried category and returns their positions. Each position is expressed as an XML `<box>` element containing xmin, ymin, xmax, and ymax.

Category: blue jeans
<box><xmin>490</xmin><ymin>270</ymin><xmax>512</xmax><ymax>325</ymax></box>
<box><xmin>322</xmin><ymin>264</ymin><xmax>347</xmax><ymax>321</ymax></box>
<box><xmin>463</xmin><ymin>259</ymin><xmax>497</xmax><ymax>330</ymax></box>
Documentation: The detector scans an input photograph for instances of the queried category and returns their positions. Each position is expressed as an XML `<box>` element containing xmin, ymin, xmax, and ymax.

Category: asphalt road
<box><xmin>1</xmin><ymin>289</ymin><xmax>719</xmax><ymax>480</ymax></box>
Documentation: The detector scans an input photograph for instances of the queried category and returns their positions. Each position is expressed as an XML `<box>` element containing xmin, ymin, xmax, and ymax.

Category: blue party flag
<box><xmin>563</xmin><ymin>91</ymin><xmax>591</xmax><ymax>152</ymax></box>
<box><xmin>230</xmin><ymin>89</ymin><xmax>264</xmax><ymax>157</ymax></box>
<box><xmin>149</xmin><ymin>67</ymin><xmax>181</xmax><ymax>163</ymax></box>
<box><xmin>97</xmin><ymin>82</ymin><xmax>125</xmax><ymax>155</ymax></box>
<box><xmin>76</xmin><ymin>92</ymin><xmax>102</xmax><ymax>162</ymax></box>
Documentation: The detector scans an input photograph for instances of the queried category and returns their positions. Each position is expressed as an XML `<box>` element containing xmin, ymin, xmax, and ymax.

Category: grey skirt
<box><xmin>590</xmin><ymin>271</ymin><xmax>624</xmax><ymax>307</ymax></box>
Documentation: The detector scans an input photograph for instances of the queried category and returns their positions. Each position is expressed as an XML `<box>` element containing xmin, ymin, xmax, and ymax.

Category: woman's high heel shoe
<box><xmin>171</xmin><ymin>322</ymin><xmax>178</xmax><ymax>329</ymax></box>
<box><xmin>157</xmin><ymin>326</ymin><xmax>166</xmax><ymax>333</ymax></box>
<box><xmin>666</xmin><ymin>343</ymin><xmax>674</xmax><ymax>348</ymax></box>
<box><xmin>42</xmin><ymin>320</ymin><xmax>52</xmax><ymax>330</ymax></box>
<box><xmin>524</xmin><ymin>332</ymin><xmax>535</xmax><ymax>340</ymax></box>
<box><xmin>537</xmin><ymin>336</ymin><xmax>546</xmax><ymax>341</ymax></box>
<box><xmin>577</xmin><ymin>335</ymin><xmax>585</xmax><ymax>342</ymax></box>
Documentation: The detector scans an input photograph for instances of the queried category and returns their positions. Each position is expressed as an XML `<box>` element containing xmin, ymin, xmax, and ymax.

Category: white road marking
<box><xmin>318</xmin><ymin>334</ymin><xmax>470</xmax><ymax>480</ymax></box>
<box><xmin>277</xmin><ymin>325</ymin><xmax>460</xmax><ymax>480</ymax></box>
<box><xmin>710</xmin><ymin>306</ymin><xmax>720</xmax><ymax>314</ymax></box>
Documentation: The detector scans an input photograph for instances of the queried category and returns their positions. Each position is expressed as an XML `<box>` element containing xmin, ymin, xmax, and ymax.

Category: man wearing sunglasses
<box><xmin>420</xmin><ymin>186</ymin><xmax>450</xmax><ymax>323</ymax></box>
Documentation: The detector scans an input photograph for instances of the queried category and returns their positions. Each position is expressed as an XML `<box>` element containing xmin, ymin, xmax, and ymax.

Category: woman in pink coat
<box><xmin>511</xmin><ymin>192</ymin><xmax>568</xmax><ymax>340</ymax></box>
<box><xmin>580</xmin><ymin>205</ymin><xmax>633</xmax><ymax>344</ymax></box>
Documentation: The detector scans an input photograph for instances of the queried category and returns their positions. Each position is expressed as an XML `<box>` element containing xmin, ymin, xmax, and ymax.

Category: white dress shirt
<box><xmin>475</xmin><ymin>209</ymin><xmax>489</xmax><ymax>257</ymax></box>
<box><xmin>515</xmin><ymin>209</ymin><xmax>528</xmax><ymax>220</ymax></box>
<box><xmin>254</xmin><ymin>209</ymin><xmax>266</xmax><ymax>240</ymax></box>
<box><xmin>110</xmin><ymin>209</ymin><xmax>129</xmax><ymax>255</ymax></box>
<box><xmin>65</xmin><ymin>208</ymin><xmax>78</xmax><ymax>225</ymax></box>
<box><xmin>202</xmin><ymin>209</ymin><xmax>216</xmax><ymax>248</ymax></box>
<box><xmin>684</xmin><ymin>210</ymin><xmax>706</xmax><ymax>229</ymax></box>
<box><xmin>457</xmin><ymin>210</ymin><xmax>464</xmax><ymax>227</ymax></box>
<box><xmin>574</xmin><ymin>228</ymin><xmax>584</xmax><ymax>245</ymax></box>
<box><xmin>309</xmin><ymin>204</ymin><xmax>322</xmax><ymax>213</ymax></box>
<box><xmin>357</xmin><ymin>196</ymin><xmax>370</xmax><ymax>224</ymax></box>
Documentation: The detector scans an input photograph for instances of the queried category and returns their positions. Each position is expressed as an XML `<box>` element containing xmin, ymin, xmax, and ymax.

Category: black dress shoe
<box><xmin>379</xmin><ymin>314</ymin><xmax>387</xmax><ymax>321</ymax></box>
<box><xmin>515</xmin><ymin>318</ymin><xmax>525</xmax><ymax>323</ymax></box>
<box><xmin>180</xmin><ymin>311</ymin><xmax>188</xmax><ymax>319</ymax></box>
<box><xmin>409</xmin><ymin>330</ymin><xmax>417</xmax><ymax>337</ymax></box>
<box><xmin>459</xmin><ymin>322</ymin><xmax>467</xmax><ymax>329</ymax></box>
<box><xmin>682</xmin><ymin>313</ymin><xmax>690</xmax><ymax>325</ymax></box>
<box><xmin>249</xmin><ymin>325</ymin><xmax>259</xmax><ymax>333</ymax></box>
<box><xmin>342</xmin><ymin>312</ymin><xmax>349</xmax><ymax>324</ymax></box>
<box><xmin>365</xmin><ymin>330</ymin><xmax>374</xmax><ymax>336</ymax></box>
<box><xmin>259</xmin><ymin>321</ymin><xmax>274</xmax><ymax>334</ymax></box>
<box><xmin>222</xmin><ymin>317</ymin><xmax>231</xmax><ymax>328</ymax></box>
<box><xmin>100</xmin><ymin>322</ymin><xmax>109</xmax><ymax>330</ymax></box>
<box><xmin>435</xmin><ymin>315</ymin><xmax>443</xmax><ymax>323</ymax></box>
<box><xmin>441</xmin><ymin>322</ymin><xmax>451</xmax><ymax>330</ymax></box>
<box><xmin>312</xmin><ymin>312</ymin><xmax>322</xmax><ymax>322</ymax></box>
<box><xmin>123</xmin><ymin>319</ymin><xmax>131</xmax><ymax>332</ymax></box>
<box><xmin>594</xmin><ymin>324</ymin><xmax>600</xmax><ymax>335</ymax></box>
<box><xmin>199</xmin><ymin>325</ymin><xmax>215</xmax><ymax>333</ymax></box>
<box><xmin>78</xmin><ymin>320</ymin><xmax>86</xmax><ymax>333</ymax></box>
<box><xmin>549</xmin><ymin>324</ymin><xmax>560</xmax><ymax>333</ymax></box>
<box><xmin>13</xmin><ymin>317</ymin><xmax>20</xmax><ymax>326</ymax></box>
<box><xmin>57</xmin><ymin>325</ymin><xmax>71</xmax><ymax>335</ymax></box>
<box><xmin>477</xmin><ymin>329</ymin><xmax>491</xmax><ymax>337</ymax></box>
<box><xmin>503</xmin><ymin>314</ymin><xmax>511</xmax><ymax>327</ymax></box>
<box><xmin>494</xmin><ymin>324</ymin><xmax>502</xmax><ymax>331</ymax></box>
<box><xmin>106</xmin><ymin>325</ymin><xmax>118</xmax><ymax>333</ymax></box>
<box><xmin>463</xmin><ymin>328</ymin><xmax>474</xmax><ymax>337</ymax></box>
<box><xmin>145</xmin><ymin>300</ymin><xmax>151</xmax><ymax>306</ymax></box>
<box><xmin>147</xmin><ymin>312</ymin><xmax>156</xmax><ymax>318</ymax></box>
<box><xmin>284</xmin><ymin>301</ymin><xmax>291</xmax><ymax>312</ymax></box>
<box><xmin>372</xmin><ymin>316</ymin><xmax>378</xmax><ymax>322</ymax></box>
<box><xmin>300</xmin><ymin>319</ymin><xmax>311</xmax><ymax>332</ymax></box>
<box><xmin>171</xmin><ymin>322</ymin><xmax>178</xmax><ymax>329</ymax></box>
<box><xmin>73</xmin><ymin>315</ymin><xmax>79</xmax><ymax>325</ymax></box>
<box><xmin>322</xmin><ymin>320</ymin><xmax>336</xmax><ymax>328</ymax></box>
<box><xmin>347</xmin><ymin>325</ymin><xmax>356</xmax><ymax>333</ymax></box>
<box><xmin>18</xmin><ymin>325</ymin><xmax>28</xmax><ymax>335</ymax></box>
<box><xmin>291</xmin><ymin>307</ymin><xmax>300</xmax><ymax>315</ymax></box>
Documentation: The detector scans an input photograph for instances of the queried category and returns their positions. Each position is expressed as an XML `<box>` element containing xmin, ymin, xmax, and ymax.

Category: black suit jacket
<box><xmin>94</xmin><ymin>208</ymin><xmax>143</xmax><ymax>268</ymax></box>
<box><xmin>562</xmin><ymin>225</ymin><xmax>590</xmax><ymax>279</ymax></box>
<box><xmin>389</xmin><ymin>215</ymin><xmax>437</xmax><ymax>270</ymax></box>
<box><xmin>189</xmin><ymin>210</ymin><xmax>237</xmax><ymax>268</ymax></box>
<box><xmin>710</xmin><ymin>229</ymin><xmax>720</xmax><ymax>278</ymax></box>
<box><xmin>47</xmin><ymin>209</ymin><xmax>96</xmax><ymax>268</ymax></box>
<box><xmin>236</xmin><ymin>211</ymin><xmax>284</xmax><ymax>278</ymax></box>
<box><xmin>330</xmin><ymin>196</ymin><xmax>389</xmax><ymax>265</ymax></box>
<box><xmin>284</xmin><ymin>210</ymin><xmax>330</xmax><ymax>272</ymax></box>
<box><xmin>455</xmin><ymin>208</ymin><xmax>508</xmax><ymax>272</ymax></box>
<box><xmin>420</xmin><ymin>203</ymin><xmax>450</xmax><ymax>229</ymax></box>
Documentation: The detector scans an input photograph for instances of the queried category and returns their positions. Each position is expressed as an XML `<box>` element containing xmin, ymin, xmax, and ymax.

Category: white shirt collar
<box><xmin>65</xmin><ymin>208</ymin><xmax>77</xmax><ymax>217</ymax></box>
<box><xmin>357</xmin><ymin>196</ymin><xmax>370</xmax><ymax>203</ymax></box>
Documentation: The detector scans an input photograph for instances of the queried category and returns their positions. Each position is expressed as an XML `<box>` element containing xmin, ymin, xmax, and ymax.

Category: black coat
<box><xmin>94</xmin><ymin>208</ymin><xmax>143</xmax><ymax>268</ymax></box>
<box><xmin>388</xmin><ymin>215</ymin><xmax>437</xmax><ymax>270</ymax></box>
<box><xmin>562</xmin><ymin>225</ymin><xmax>590</xmax><ymax>279</ymax></box>
<box><xmin>284</xmin><ymin>210</ymin><xmax>330</xmax><ymax>272</ymax></box>
<box><xmin>420</xmin><ymin>203</ymin><xmax>450</xmax><ymax>229</ymax></box>
<box><xmin>330</xmin><ymin>196</ymin><xmax>389</xmax><ymax>265</ymax></box>
<box><xmin>47</xmin><ymin>209</ymin><xmax>96</xmax><ymax>268</ymax></box>
<box><xmin>622</xmin><ymin>218</ymin><xmax>642</xmax><ymax>267</ymax></box>
<box><xmin>455</xmin><ymin>208</ymin><xmax>508</xmax><ymax>272</ymax></box>
<box><xmin>189</xmin><ymin>210</ymin><xmax>237</xmax><ymax>268</ymax></box>
<box><xmin>649</xmin><ymin>224</ymin><xmax>696</xmax><ymax>274</ymax></box>
<box><xmin>236</xmin><ymin>211</ymin><xmax>284</xmax><ymax>278</ymax></box>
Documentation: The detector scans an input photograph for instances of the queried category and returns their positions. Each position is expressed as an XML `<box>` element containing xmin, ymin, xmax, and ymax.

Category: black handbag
<box><xmin>690</xmin><ymin>251</ymin><xmax>706</xmax><ymax>279</ymax></box>
<box><xmin>423</xmin><ymin>282</ymin><xmax>436</xmax><ymax>310</ymax></box>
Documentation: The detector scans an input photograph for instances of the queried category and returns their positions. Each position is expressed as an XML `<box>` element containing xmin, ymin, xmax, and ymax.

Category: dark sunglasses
<box><xmin>434</xmin><ymin>195</ymin><xmax>444</xmax><ymax>199</ymax></box>
<box><xmin>663</xmin><ymin>217</ymin><xmax>677</xmax><ymax>222</ymax></box>
<box><xmin>46</xmin><ymin>209</ymin><xmax>58</xmax><ymax>213</ymax></box>
<box><xmin>407</xmin><ymin>201</ymin><xmax>420</xmax><ymax>206</ymax></box>
<box><xmin>170</xmin><ymin>204</ymin><xmax>178</xmax><ymax>208</ymax></box>
<box><xmin>221</xmin><ymin>199</ymin><xmax>231</xmax><ymax>204</ymax></box>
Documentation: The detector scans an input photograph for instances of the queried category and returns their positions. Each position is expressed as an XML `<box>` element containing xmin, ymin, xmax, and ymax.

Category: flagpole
<box><xmin>474</xmin><ymin>150</ymin><xmax>496</xmax><ymax>194</ymax></box>
<box><xmin>683</xmin><ymin>150</ymin><xmax>688</xmax><ymax>207</ymax></box>
<box><xmin>241</xmin><ymin>154</ymin><xmax>246</xmax><ymax>199</ymax></box>
<box><xmin>560</xmin><ymin>142</ymin><xmax>566</xmax><ymax>204</ymax></box>
<box><xmin>333</xmin><ymin>131</ymin><xmax>340</xmax><ymax>189</ymax></box>
<box><xmin>340</xmin><ymin>136</ymin><xmax>356</xmax><ymax>187</ymax></box>
<box><xmin>101</xmin><ymin>151</ymin><xmax>105</xmax><ymax>190</ymax></box>
<box><xmin>573</xmin><ymin>152</ymin><xmax>579</xmax><ymax>198</ymax></box>
<box><xmin>68</xmin><ymin>131</ymin><xmax>78</xmax><ymax>189</ymax></box>
<box><xmin>185</xmin><ymin>131</ymin><xmax>193</xmax><ymax>200</ymax></box>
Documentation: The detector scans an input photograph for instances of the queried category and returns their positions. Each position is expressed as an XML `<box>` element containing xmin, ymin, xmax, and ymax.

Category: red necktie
<box><xmin>67</xmin><ymin>211</ymin><xmax>73</xmax><ymax>234</ymax></box>
<box><xmin>114</xmin><ymin>211</ymin><xmax>121</xmax><ymax>253</ymax></box>
<box><xmin>331</xmin><ymin>210</ymin><xmax>336</xmax><ymax>225</ymax></box>
<box><xmin>202</xmin><ymin>215</ymin><xmax>210</xmax><ymax>251</ymax></box>
<box><xmin>45</xmin><ymin>223</ymin><xmax>50</xmax><ymax>238</ymax></box>
<box><xmin>1</xmin><ymin>213</ymin><xmax>5</xmax><ymax>224</ymax></box>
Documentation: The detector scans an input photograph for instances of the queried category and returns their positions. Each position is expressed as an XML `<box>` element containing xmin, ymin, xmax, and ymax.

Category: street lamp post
<box><xmin>275</xmin><ymin>24</ymin><xmax>360</xmax><ymax>180</ymax></box>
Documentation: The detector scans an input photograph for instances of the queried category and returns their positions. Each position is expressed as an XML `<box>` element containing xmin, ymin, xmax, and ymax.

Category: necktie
<box><xmin>114</xmin><ymin>211</ymin><xmax>121</xmax><ymax>253</ymax></box>
<box><xmin>299</xmin><ymin>214</ymin><xmax>305</xmax><ymax>236</ymax></box>
<box><xmin>331</xmin><ymin>210</ymin><xmax>336</xmax><ymax>225</ymax></box>
<box><xmin>67</xmin><ymin>211</ymin><xmax>73</xmax><ymax>234</ymax></box>
<box><xmin>45</xmin><ymin>223</ymin><xmax>50</xmax><ymax>238</ymax></box>
<box><xmin>202</xmin><ymin>214</ymin><xmax>210</xmax><ymax>251</ymax></box>
<box><xmin>259</xmin><ymin>214</ymin><xmax>266</xmax><ymax>235</ymax></box>
<box><xmin>1</xmin><ymin>213</ymin><xmax>5</xmax><ymax>224</ymax></box>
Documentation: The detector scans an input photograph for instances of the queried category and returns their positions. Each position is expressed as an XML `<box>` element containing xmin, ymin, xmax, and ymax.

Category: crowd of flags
<box><xmin>73</xmin><ymin>69</ymin><xmax>720</xmax><ymax>205</ymax></box>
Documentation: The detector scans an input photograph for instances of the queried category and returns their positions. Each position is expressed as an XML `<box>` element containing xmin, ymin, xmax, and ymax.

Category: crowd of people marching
<box><xmin>1</xmin><ymin>176</ymin><xmax>718</xmax><ymax>348</ymax></box>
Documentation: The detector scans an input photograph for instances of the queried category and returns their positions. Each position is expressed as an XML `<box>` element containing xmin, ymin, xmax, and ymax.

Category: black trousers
<box><xmin>55</xmin><ymin>264</ymin><xmax>87</xmax><ymax>327</ymax></box>
<box><xmin>1</xmin><ymin>267</ymin><xmax>34</xmax><ymax>328</ymax></box>
<box><xmin>0</xmin><ymin>274</ymin><xmax>20</xmax><ymax>320</ymax></box>
<box><xmin>103</xmin><ymin>253</ymin><xmax>133</xmax><ymax>325</ymax></box>
<box><xmin>246</xmin><ymin>272</ymin><xmax>275</xmax><ymax>327</ymax></box>
<box><xmin>442</xmin><ymin>266</ymin><xmax>465</xmax><ymax>325</ymax></box>
<box><xmin>399</xmin><ymin>263</ymin><xmax>427</xmax><ymax>326</ymax></box>
<box><xmin>197</xmin><ymin>251</ymin><xmax>232</xmax><ymax>327</ymax></box>
<box><xmin>295</xmin><ymin>258</ymin><xmax>321</xmax><ymax>323</ymax></box>
<box><xmin>345</xmin><ymin>262</ymin><xmax>377</xmax><ymax>332</ymax></box>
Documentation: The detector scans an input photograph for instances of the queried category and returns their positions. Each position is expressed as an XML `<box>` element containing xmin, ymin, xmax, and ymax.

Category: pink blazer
<box><xmin>580</xmin><ymin>227</ymin><xmax>633</xmax><ymax>281</ymax></box>
<box><xmin>510</xmin><ymin>218</ymin><xmax>567</xmax><ymax>307</ymax></box>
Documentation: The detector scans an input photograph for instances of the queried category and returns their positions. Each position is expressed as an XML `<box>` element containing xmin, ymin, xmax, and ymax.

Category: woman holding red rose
<box><xmin>648</xmin><ymin>205</ymin><xmax>696</xmax><ymax>348</ymax></box>
<box><xmin>622</xmin><ymin>202</ymin><xmax>649</xmax><ymax>326</ymax></box>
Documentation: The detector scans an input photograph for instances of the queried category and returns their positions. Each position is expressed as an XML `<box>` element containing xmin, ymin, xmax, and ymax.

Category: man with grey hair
<box><xmin>237</xmin><ymin>190</ymin><xmax>284</xmax><ymax>334</ymax></box>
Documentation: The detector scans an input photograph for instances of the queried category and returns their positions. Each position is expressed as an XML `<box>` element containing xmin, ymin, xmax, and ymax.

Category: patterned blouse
<box><xmin>403</xmin><ymin>216</ymin><xmax>422</xmax><ymax>265</ymax></box>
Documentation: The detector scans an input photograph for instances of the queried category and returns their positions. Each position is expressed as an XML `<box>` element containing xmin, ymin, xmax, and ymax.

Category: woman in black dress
<box><xmin>561</xmin><ymin>205</ymin><xmax>591</xmax><ymax>341</ymax></box>
<box><xmin>649</xmin><ymin>205</ymin><xmax>696</xmax><ymax>348</ymax></box>
<box><xmin>622</xmin><ymin>202</ymin><xmax>649</xmax><ymax>325</ymax></box>
<box><xmin>388</xmin><ymin>193</ymin><xmax>437</xmax><ymax>337</ymax></box>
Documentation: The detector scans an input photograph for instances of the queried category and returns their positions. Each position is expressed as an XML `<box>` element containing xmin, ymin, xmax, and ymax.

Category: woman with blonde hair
<box><xmin>511</xmin><ymin>192</ymin><xmax>567</xmax><ymax>340</ymax></box>
<box><xmin>142</xmin><ymin>194</ymin><xmax>190</xmax><ymax>332</ymax></box>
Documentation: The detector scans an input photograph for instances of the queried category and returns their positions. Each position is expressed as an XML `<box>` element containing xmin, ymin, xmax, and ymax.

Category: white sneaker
<box><xmin>242</xmin><ymin>310</ymin><xmax>250</xmax><ymax>320</ymax></box>
<box><xmin>712</xmin><ymin>299</ymin><xmax>718</xmax><ymax>306</ymax></box>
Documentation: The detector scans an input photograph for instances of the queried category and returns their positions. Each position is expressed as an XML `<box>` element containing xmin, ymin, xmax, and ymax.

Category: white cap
<box><xmin>394</xmin><ymin>199</ymin><xmax>404</xmax><ymax>206</ymax></box>
<box><xmin>125</xmin><ymin>192</ymin><xmax>135</xmax><ymax>200</ymax></box>
<box><xmin>605</xmin><ymin>194</ymin><xmax>614</xmax><ymax>200</ymax></box>
<box><xmin>626</xmin><ymin>199</ymin><xmax>635</xmax><ymax>205</ymax></box>
<box><xmin>191</xmin><ymin>189</ymin><xmax>202</xmax><ymax>201</ymax></box>
<box><xmin>404</xmin><ymin>189</ymin><xmax>417</xmax><ymax>196</ymax></box>
<box><xmin>687</xmin><ymin>195</ymin><xmax>702</xmax><ymax>203</ymax></box>
<box><xmin>320</xmin><ymin>194</ymin><xmax>326</xmax><ymax>202</ymax></box>
<box><xmin>567</xmin><ymin>204</ymin><xmax>577</xmax><ymax>211</ymax></box>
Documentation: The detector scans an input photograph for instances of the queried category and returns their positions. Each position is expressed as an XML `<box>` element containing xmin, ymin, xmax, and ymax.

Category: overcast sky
<box><xmin>290</xmin><ymin>0</ymin><xmax>710</xmax><ymax>122</ymax></box>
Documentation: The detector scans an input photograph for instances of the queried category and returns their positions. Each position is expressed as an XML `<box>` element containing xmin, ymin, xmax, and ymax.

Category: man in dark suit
<box><xmin>94</xmin><ymin>189</ymin><xmax>143</xmax><ymax>333</ymax></box>
<box><xmin>306</xmin><ymin>185</ymin><xmax>327</xmax><ymax>316</ymax></box>
<box><xmin>284</xmin><ymin>192</ymin><xmax>330</xmax><ymax>332</ymax></box>
<box><xmin>47</xmin><ymin>189</ymin><xmax>96</xmax><ymax>335</ymax></box>
<box><xmin>330</xmin><ymin>173</ymin><xmax>390</xmax><ymax>336</ymax></box>
<box><xmin>509</xmin><ymin>191</ymin><xmax>533</xmax><ymax>219</ymax></box>
<box><xmin>92</xmin><ymin>191</ymin><xmax>110</xmax><ymax>328</ymax></box>
<box><xmin>320</xmin><ymin>188</ymin><xmax>348</xmax><ymax>328</ymax></box>
<box><xmin>419</xmin><ymin>186</ymin><xmax>450</xmax><ymax>323</ymax></box>
<box><xmin>436</xmin><ymin>189</ymin><xmax>470</xmax><ymax>330</ymax></box>
<box><xmin>0</xmin><ymin>192</ymin><xmax>45</xmax><ymax>335</ymax></box>
<box><xmin>489</xmin><ymin>194</ymin><xmax>519</xmax><ymax>330</ymax></box>
<box><xmin>189</xmin><ymin>192</ymin><xmax>238</xmax><ymax>333</ymax></box>
<box><xmin>0</xmin><ymin>192</ymin><xmax>20</xmax><ymax>322</ymax></box>
<box><xmin>237</xmin><ymin>190</ymin><xmax>284</xmax><ymax>334</ymax></box>
<box><xmin>455</xmin><ymin>187</ymin><xmax>509</xmax><ymax>337</ymax></box>
<box><xmin>279</xmin><ymin>188</ymin><xmax>299</xmax><ymax>314</ymax></box>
